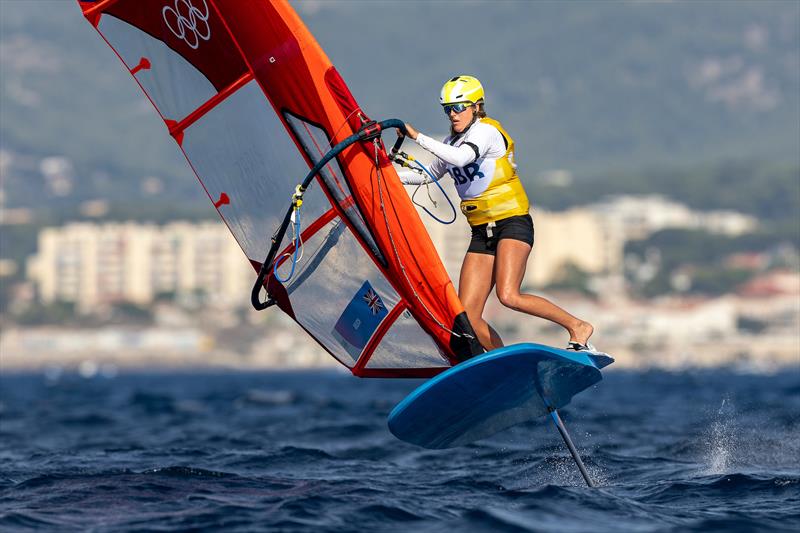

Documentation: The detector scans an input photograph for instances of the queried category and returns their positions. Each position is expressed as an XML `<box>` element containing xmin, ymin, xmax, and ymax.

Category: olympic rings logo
<box><xmin>162</xmin><ymin>0</ymin><xmax>211</xmax><ymax>50</ymax></box>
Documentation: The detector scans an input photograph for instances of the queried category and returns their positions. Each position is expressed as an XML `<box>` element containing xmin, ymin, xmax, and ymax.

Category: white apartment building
<box><xmin>528</xmin><ymin>207</ymin><xmax>625</xmax><ymax>286</ymax></box>
<box><xmin>27</xmin><ymin>222</ymin><xmax>253</xmax><ymax>310</ymax></box>
<box><xmin>589</xmin><ymin>194</ymin><xmax>758</xmax><ymax>240</ymax></box>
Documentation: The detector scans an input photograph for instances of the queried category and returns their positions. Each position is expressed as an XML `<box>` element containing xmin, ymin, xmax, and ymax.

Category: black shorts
<box><xmin>467</xmin><ymin>214</ymin><xmax>534</xmax><ymax>256</ymax></box>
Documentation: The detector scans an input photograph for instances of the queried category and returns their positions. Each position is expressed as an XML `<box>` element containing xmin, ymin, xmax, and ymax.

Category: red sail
<box><xmin>78</xmin><ymin>0</ymin><xmax>481</xmax><ymax>377</ymax></box>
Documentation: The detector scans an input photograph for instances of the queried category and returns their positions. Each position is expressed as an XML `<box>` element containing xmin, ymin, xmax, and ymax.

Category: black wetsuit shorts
<box><xmin>467</xmin><ymin>214</ymin><xmax>534</xmax><ymax>256</ymax></box>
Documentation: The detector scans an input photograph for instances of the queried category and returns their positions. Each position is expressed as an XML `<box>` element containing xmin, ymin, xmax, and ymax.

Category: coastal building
<box><xmin>588</xmin><ymin>194</ymin><xmax>758</xmax><ymax>240</ymax></box>
<box><xmin>22</xmin><ymin>194</ymin><xmax>760</xmax><ymax>312</ymax></box>
<box><xmin>526</xmin><ymin>208</ymin><xmax>625</xmax><ymax>287</ymax></box>
<box><xmin>26</xmin><ymin>222</ymin><xmax>253</xmax><ymax>310</ymax></box>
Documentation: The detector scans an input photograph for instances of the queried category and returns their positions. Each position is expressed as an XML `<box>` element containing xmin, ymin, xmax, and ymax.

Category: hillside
<box><xmin>0</xmin><ymin>0</ymin><xmax>798</xmax><ymax>212</ymax></box>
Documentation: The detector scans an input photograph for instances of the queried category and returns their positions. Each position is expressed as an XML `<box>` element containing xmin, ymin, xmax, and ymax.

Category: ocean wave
<box><xmin>1</xmin><ymin>371</ymin><xmax>798</xmax><ymax>531</ymax></box>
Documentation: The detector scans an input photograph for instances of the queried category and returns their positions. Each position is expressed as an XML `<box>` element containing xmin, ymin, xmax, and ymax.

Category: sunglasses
<box><xmin>442</xmin><ymin>103</ymin><xmax>473</xmax><ymax>115</ymax></box>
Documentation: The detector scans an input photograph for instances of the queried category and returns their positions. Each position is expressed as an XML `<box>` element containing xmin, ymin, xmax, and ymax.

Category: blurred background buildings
<box><xmin>1</xmin><ymin>0</ymin><xmax>797</xmax><ymax>373</ymax></box>
<box><xmin>26</xmin><ymin>222</ymin><xmax>251</xmax><ymax>310</ymax></box>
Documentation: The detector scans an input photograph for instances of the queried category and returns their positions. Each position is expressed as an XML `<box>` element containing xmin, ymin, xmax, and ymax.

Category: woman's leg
<box><xmin>494</xmin><ymin>239</ymin><xmax>594</xmax><ymax>345</ymax></box>
<box><xmin>459</xmin><ymin>252</ymin><xmax>504</xmax><ymax>351</ymax></box>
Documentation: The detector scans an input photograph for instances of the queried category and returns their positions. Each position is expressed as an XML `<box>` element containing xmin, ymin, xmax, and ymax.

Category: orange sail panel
<box><xmin>77</xmin><ymin>0</ymin><xmax>482</xmax><ymax>377</ymax></box>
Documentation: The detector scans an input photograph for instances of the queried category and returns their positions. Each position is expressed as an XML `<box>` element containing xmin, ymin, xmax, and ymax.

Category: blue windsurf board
<box><xmin>388</xmin><ymin>342</ymin><xmax>612</xmax><ymax>449</ymax></box>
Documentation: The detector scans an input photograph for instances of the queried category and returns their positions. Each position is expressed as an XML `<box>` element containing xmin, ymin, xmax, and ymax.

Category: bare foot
<box><xmin>569</xmin><ymin>320</ymin><xmax>594</xmax><ymax>346</ymax></box>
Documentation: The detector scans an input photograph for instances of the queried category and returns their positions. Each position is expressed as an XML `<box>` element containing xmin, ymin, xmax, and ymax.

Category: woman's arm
<box><xmin>405</xmin><ymin>122</ymin><xmax>502</xmax><ymax>168</ymax></box>
<box><xmin>415</xmin><ymin>133</ymin><xmax>478</xmax><ymax>167</ymax></box>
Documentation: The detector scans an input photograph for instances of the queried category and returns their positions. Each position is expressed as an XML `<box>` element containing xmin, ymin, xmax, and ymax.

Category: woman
<box><xmin>398</xmin><ymin>75</ymin><xmax>598</xmax><ymax>353</ymax></box>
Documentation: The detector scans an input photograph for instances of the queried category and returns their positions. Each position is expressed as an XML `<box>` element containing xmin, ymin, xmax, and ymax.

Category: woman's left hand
<box><xmin>404</xmin><ymin>123</ymin><xmax>419</xmax><ymax>140</ymax></box>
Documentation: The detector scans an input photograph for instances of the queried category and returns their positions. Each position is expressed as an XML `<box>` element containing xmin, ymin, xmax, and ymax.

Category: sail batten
<box><xmin>168</xmin><ymin>71</ymin><xmax>253</xmax><ymax>140</ymax></box>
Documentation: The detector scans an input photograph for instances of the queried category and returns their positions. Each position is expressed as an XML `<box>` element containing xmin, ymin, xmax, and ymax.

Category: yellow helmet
<box><xmin>439</xmin><ymin>75</ymin><xmax>484</xmax><ymax>106</ymax></box>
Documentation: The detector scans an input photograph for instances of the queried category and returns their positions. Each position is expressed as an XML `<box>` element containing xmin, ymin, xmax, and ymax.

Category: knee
<box><xmin>496</xmin><ymin>287</ymin><xmax>520</xmax><ymax>310</ymax></box>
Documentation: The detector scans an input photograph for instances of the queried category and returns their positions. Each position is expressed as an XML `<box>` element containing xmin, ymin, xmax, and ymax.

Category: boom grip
<box><xmin>390</xmin><ymin>132</ymin><xmax>406</xmax><ymax>156</ymax></box>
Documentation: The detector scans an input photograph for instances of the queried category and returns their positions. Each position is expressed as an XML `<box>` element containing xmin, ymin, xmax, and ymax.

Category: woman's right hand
<box><xmin>404</xmin><ymin>123</ymin><xmax>419</xmax><ymax>140</ymax></box>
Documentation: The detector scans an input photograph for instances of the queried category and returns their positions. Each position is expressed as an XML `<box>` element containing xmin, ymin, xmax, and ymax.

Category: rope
<box><xmin>409</xmin><ymin>159</ymin><xmax>457</xmax><ymax>225</ymax></box>
<box><xmin>272</xmin><ymin>186</ymin><xmax>305</xmax><ymax>283</ymax></box>
<box><xmin>327</xmin><ymin>108</ymin><xmax>366</xmax><ymax>149</ymax></box>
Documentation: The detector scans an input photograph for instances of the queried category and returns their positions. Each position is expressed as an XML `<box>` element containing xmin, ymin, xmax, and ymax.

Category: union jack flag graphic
<box><xmin>362</xmin><ymin>287</ymin><xmax>384</xmax><ymax>315</ymax></box>
<box><xmin>333</xmin><ymin>280</ymin><xmax>389</xmax><ymax>359</ymax></box>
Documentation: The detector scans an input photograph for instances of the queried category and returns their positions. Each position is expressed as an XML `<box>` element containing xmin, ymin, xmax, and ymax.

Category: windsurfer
<box><xmin>398</xmin><ymin>76</ymin><xmax>598</xmax><ymax>353</ymax></box>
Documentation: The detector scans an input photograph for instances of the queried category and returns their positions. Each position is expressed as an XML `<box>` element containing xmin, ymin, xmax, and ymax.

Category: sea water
<box><xmin>1</xmin><ymin>369</ymin><xmax>798</xmax><ymax>532</ymax></box>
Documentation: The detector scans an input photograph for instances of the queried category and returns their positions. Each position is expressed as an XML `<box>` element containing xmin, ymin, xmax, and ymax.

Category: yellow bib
<box><xmin>458</xmin><ymin>118</ymin><xmax>530</xmax><ymax>226</ymax></box>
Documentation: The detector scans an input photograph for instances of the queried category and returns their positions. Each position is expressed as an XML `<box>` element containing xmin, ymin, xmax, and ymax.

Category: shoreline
<box><xmin>2</xmin><ymin>325</ymin><xmax>797</xmax><ymax>375</ymax></box>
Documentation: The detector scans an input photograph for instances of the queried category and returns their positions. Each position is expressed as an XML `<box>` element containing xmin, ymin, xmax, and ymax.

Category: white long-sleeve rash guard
<box><xmin>395</xmin><ymin>121</ymin><xmax>507</xmax><ymax>190</ymax></box>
